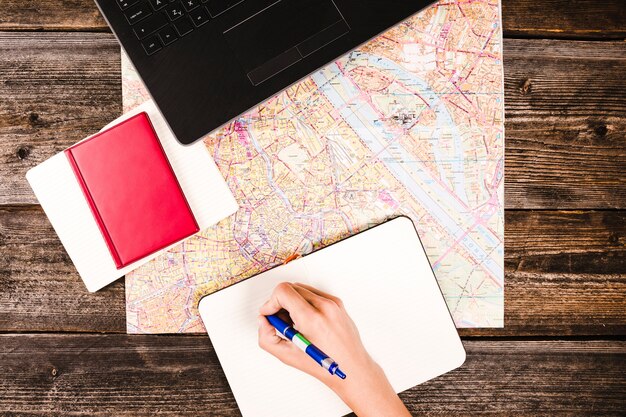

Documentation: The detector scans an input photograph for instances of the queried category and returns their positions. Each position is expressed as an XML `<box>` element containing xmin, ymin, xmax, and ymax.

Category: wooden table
<box><xmin>1</xmin><ymin>0</ymin><xmax>625</xmax><ymax>414</ymax></box>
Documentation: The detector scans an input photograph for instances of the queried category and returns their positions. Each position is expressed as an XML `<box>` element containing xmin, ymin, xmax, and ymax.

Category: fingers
<box><xmin>257</xmin><ymin>315</ymin><xmax>292</xmax><ymax>358</ymax></box>
<box><xmin>257</xmin><ymin>315</ymin><xmax>332</xmax><ymax>381</ymax></box>
<box><xmin>259</xmin><ymin>282</ymin><xmax>317</xmax><ymax>322</ymax></box>
<box><xmin>293</xmin><ymin>282</ymin><xmax>344</xmax><ymax>309</ymax></box>
<box><xmin>290</xmin><ymin>284</ymin><xmax>338</xmax><ymax>312</ymax></box>
<box><xmin>258</xmin><ymin>315</ymin><xmax>315</xmax><ymax>372</ymax></box>
<box><xmin>258</xmin><ymin>282</ymin><xmax>344</xmax><ymax>331</ymax></box>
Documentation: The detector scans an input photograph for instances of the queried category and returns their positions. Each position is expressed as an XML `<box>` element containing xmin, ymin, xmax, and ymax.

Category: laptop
<box><xmin>95</xmin><ymin>0</ymin><xmax>436</xmax><ymax>145</ymax></box>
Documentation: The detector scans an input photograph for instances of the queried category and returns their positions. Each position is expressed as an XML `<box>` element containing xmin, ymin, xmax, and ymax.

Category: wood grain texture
<box><xmin>490</xmin><ymin>209</ymin><xmax>626</xmax><ymax>337</ymax></box>
<box><xmin>0</xmin><ymin>32</ymin><xmax>122</xmax><ymax>206</ymax></box>
<box><xmin>2</xmin><ymin>0</ymin><xmax>626</xmax><ymax>39</ymax></box>
<box><xmin>502</xmin><ymin>0</ymin><xmax>626</xmax><ymax>39</ymax></box>
<box><xmin>504</xmin><ymin>39</ymin><xmax>626</xmax><ymax>209</ymax></box>
<box><xmin>2</xmin><ymin>207</ymin><xmax>624</xmax><ymax>335</ymax></box>
<box><xmin>400</xmin><ymin>340</ymin><xmax>626</xmax><ymax>416</ymax></box>
<box><xmin>0</xmin><ymin>2</ymin><xmax>623</xmax><ymax>414</ymax></box>
<box><xmin>0</xmin><ymin>207</ymin><xmax>126</xmax><ymax>333</ymax></box>
<box><xmin>0</xmin><ymin>0</ymin><xmax>107</xmax><ymax>31</ymax></box>
<box><xmin>1</xmin><ymin>34</ymin><xmax>624</xmax><ymax>208</ymax></box>
<box><xmin>0</xmin><ymin>335</ymin><xmax>624</xmax><ymax>415</ymax></box>
<box><xmin>0</xmin><ymin>334</ymin><xmax>239</xmax><ymax>416</ymax></box>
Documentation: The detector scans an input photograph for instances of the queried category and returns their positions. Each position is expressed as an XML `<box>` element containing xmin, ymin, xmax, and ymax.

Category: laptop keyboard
<box><xmin>117</xmin><ymin>0</ymin><xmax>245</xmax><ymax>55</ymax></box>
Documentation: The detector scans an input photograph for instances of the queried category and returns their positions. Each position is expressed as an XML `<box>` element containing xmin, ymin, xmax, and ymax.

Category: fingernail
<box><xmin>257</xmin><ymin>316</ymin><xmax>264</xmax><ymax>327</ymax></box>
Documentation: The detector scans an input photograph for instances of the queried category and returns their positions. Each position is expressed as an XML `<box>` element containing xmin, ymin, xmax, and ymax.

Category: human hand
<box><xmin>258</xmin><ymin>282</ymin><xmax>410</xmax><ymax>417</ymax></box>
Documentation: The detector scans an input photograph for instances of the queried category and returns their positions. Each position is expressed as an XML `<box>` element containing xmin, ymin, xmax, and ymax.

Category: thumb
<box><xmin>257</xmin><ymin>316</ymin><xmax>296</xmax><ymax>361</ymax></box>
<box><xmin>256</xmin><ymin>316</ymin><xmax>333</xmax><ymax>382</ymax></box>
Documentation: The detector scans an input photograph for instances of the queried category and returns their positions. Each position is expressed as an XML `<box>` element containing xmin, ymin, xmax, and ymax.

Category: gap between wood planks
<box><xmin>0</xmin><ymin>335</ymin><xmax>623</xmax><ymax>415</ymax></box>
<box><xmin>1</xmin><ymin>207</ymin><xmax>624</xmax><ymax>336</ymax></box>
<box><xmin>1</xmin><ymin>34</ymin><xmax>624</xmax><ymax>208</ymax></box>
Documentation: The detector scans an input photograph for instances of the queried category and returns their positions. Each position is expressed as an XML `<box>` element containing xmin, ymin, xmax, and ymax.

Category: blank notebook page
<box><xmin>199</xmin><ymin>217</ymin><xmax>465</xmax><ymax>417</ymax></box>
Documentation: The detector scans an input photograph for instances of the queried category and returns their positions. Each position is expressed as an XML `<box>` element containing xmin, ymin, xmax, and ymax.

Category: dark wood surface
<box><xmin>2</xmin><ymin>34</ymin><xmax>625</xmax><ymax>208</ymax></box>
<box><xmin>2</xmin><ymin>0</ymin><xmax>625</xmax><ymax>39</ymax></box>
<box><xmin>0</xmin><ymin>0</ymin><xmax>624</xmax><ymax>415</ymax></box>
<box><xmin>2</xmin><ymin>207</ymin><xmax>624</xmax><ymax>336</ymax></box>
<box><xmin>1</xmin><ymin>335</ymin><xmax>624</xmax><ymax>415</ymax></box>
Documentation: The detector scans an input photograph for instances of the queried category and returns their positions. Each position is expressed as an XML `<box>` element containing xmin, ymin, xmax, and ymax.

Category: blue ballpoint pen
<box><xmin>266</xmin><ymin>314</ymin><xmax>347</xmax><ymax>379</ymax></box>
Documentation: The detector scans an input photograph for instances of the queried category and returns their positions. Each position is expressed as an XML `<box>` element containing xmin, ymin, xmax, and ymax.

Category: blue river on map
<box><xmin>310</xmin><ymin>52</ymin><xmax>503</xmax><ymax>284</ymax></box>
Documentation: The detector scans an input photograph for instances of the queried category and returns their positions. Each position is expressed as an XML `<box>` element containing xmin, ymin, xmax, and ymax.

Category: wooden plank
<box><xmin>0</xmin><ymin>0</ymin><xmax>107</xmax><ymax>32</ymax></box>
<box><xmin>2</xmin><ymin>0</ymin><xmax>626</xmax><ymax>39</ymax></box>
<box><xmin>0</xmin><ymin>334</ymin><xmax>239</xmax><ymax>416</ymax></box>
<box><xmin>464</xmin><ymin>209</ymin><xmax>626</xmax><ymax>337</ymax></box>
<box><xmin>402</xmin><ymin>340</ymin><xmax>626</xmax><ymax>415</ymax></box>
<box><xmin>504</xmin><ymin>39</ymin><xmax>626</xmax><ymax>209</ymax></box>
<box><xmin>0</xmin><ymin>32</ymin><xmax>122</xmax><ymax>206</ymax></box>
<box><xmin>1</xmin><ymin>33</ymin><xmax>624</xmax><ymax>208</ymax></box>
<box><xmin>502</xmin><ymin>0</ymin><xmax>626</xmax><ymax>39</ymax></box>
<box><xmin>2</xmin><ymin>207</ymin><xmax>624</xmax><ymax>335</ymax></box>
<box><xmin>0</xmin><ymin>206</ymin><xmax>126</xmax><ymax>333</ymax></box>
<box><xmin>0</xmin><ymin>335</ymin><xmax>624</xmax><ymax>415</ymax></box>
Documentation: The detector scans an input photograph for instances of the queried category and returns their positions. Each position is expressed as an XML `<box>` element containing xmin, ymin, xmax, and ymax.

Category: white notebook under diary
<box><xmin>26</xmin><ymin>100</ymin><xmax>238</xmax><ymax>292</ymax></box>
<box><xmin>199</xmin><ymin>216</ymin><xmax>466</xmax><ymax>417</ymax></box>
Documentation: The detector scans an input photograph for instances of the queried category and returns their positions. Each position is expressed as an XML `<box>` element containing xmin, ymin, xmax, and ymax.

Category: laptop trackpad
<box><xmin>224</xmin><ymin>0</ymin><xmax>350</xmax><ymax>85</ymax></box>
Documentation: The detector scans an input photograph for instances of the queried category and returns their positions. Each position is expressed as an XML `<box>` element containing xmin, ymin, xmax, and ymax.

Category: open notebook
<box><xmin>199</xmin><ymin>216</ymin><xmax>466</xmax><ymax>417</ymax></box>
<box><xmin>26</xmin><ymin>100</ymin><xmax>238</xmax><ymax>292</ymax></box>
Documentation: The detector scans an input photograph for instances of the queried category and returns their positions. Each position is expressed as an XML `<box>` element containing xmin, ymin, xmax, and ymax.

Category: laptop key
<box><xmin>206</xmin><ymin>0</ymin><xmax>244</xmax><ymax>18</ymax></box>
<box><xmin>141</xmin><ymin>35</ymin><xmax>162</xmax><ymax>55</ymax></box>
<box><xmin>182</xmin><ymin>0</ymin><xmax>201</xmax><ymax>11</ymax></box>
<box><xmin>158</xmin><ymin>25</ymin><xmax>179</xmax><ymax>45</ymax></box>
<box><xmin>133</xmin><ymin>13</ymin><xmax>168</xmax><ymax>39</ymax></box>
<box><xmin>117</xmin><ymin>0</ymin><xmax>139</xmax><ymax>10</ymax></box>
<box><xmin>165</xmin><ymin>2</ymin><xmax>185</xmax><ymax>20</ymax></box>
<box><xmin>149</xmin><ymin>0</ymin><xmax>167</xmax><ymax>10</ymax></box>
<box><xmin>190</xmin><ymin>7</ymin><xmax>210</xmax><ymax>26</ymax></box>
<box><xmin>125</xmin><ymin>2</ymin><xmax>152</xmax><ymax>24</ymax></box>
<box><xmin>173</xmin><ymin>16</ymin><xmax>194</xmax><ymax>36</ymax></box>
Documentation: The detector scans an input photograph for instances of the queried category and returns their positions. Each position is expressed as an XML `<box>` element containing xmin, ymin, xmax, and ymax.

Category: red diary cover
<box><xmin>65</xmin><ymin>112</ymin><xmax>199</xmax><ymax>269</ymax></box>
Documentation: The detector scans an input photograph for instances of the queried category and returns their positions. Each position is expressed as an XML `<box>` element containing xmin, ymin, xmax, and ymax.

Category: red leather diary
<box><xmin>65</xmin><ymin>112</ymin><xmax>199</xmax><ymax>269</ymax></box>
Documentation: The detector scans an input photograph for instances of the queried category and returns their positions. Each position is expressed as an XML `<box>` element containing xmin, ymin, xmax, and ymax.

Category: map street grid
<box><xmin>122</xmin><ymin>0</ymin><xmax>505</xmax><ymax>333</ymax></box>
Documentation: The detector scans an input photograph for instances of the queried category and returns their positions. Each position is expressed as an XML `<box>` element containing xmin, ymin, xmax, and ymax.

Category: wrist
<box><xmin>324</xmin><ymin>357</ymin><xmax>409</xmax><ymax>417</ymax></box>
<box><xmin>325</xmin><ymin>355</ymin><xmax>383</xmax><ymax>399</ymax></box>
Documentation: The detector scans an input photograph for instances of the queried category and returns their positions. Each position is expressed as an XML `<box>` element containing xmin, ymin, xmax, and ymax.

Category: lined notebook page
<box><xmin>199</xmin><ymin>217</ymin><xmax>465</xmax><ymax>417</ymax></box>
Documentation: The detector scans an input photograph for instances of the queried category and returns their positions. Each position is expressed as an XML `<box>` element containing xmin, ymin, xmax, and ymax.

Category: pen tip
<box><xmin>335</xmin><ymin>369</ymin><xmax>347</xmax><ymax>379</ymax></box>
